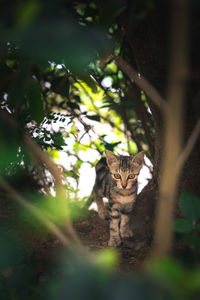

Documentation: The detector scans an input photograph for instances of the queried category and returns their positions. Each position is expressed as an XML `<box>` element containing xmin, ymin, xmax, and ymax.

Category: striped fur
<box><xmin>92</xmin><ymin>150</ymin><xmax>144</xmax><ymax>247</ymax></box>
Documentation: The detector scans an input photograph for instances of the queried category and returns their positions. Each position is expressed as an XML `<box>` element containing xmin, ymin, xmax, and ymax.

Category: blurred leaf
<box><xmin>22</xmin><ymin>194</ymin><xmax>69</xmax><ymax>227</ymax></box>
<box><xmin>187</xmin><ymin>269</ymin><xmax>200</xmax><ymax>294</ymax></box>
<box><xmin>100</xmin><ymin>103</ymin><xmax>115</xmax><ymax>109</ymax></box>
<box><xmin>31</xmin><ymin>277</ymin><xmax>60</xmax><ymax>300</ymax></box>
<box><xmin>0</xmin><ymin>227</ymin><xmax>33</xmax><ymax>298</ymax></box>
<box><xmin>48</xmin><ymin>149</ymin><xmax>60</xmax><ymax>159</ymax></box>
<box><xmin>0</xmin><ymin>118</ymin><xmax>21</xmax><ymax>175</ymax></box>
<box><xmin>147</xmin><ymin>257</ymin><xmax>188</xmax><ymax>298</ymax></box>
<box><xmin>183</xmin><ymin>233</ymin><xmax>200</xmax><ymax>250</ymax></box>
<box><xmin>179</xmin><ymin>190</ymin><xmax>200</xmax><ymax>224</ymax></box>
<box><xmin>0</xmin><ymin>228</ymin><xmax>22</xmax><ymax>272</ymax></box>
<box><xmin>27</xmin><ymin>78</ymin><xmax>44</xmax><ymax>124</ymax></box>
<box><xmin>52</xmin><ymin>132</ymin><xmax>66</xmax><ymax>149</ymax></box>
<box><xmin>0</xmin><ymin>63</ymin><xmax>14</xmax><ymax>93</ymax></box>
<box><xmin>147</xmin><ymin>257</ymin><xmax>200</xmax><ymax>297</ymax></box>
<box><xmin>79</xmin><ymin>74</ymin><xmax>98</xmax><ymax>93</ymax></box>
<box><xmin>58</xmin><ymin>254</ymin><xmax>105</xmax><ymax>300</ymax></box>
<box><xmin>98</xmin><ymin>1</ymin><xmax>127</xmax><ymax>28</ymax></box>
<box><xmin>174</xmin><ymin>219</ymin><xmax>193</xmax><ymax>233</ymax></box>
<box><xmin>17</xmin><ymin>10</ymin><xmax>111</xmax><ymax>72</ymax></box>
<box><xmin>129</xmin><ymin>140</ymin><xmax>138</xmax><ymax>154</ymax></box>
<box><xmin>16</xmin><ymin>0</ymin><xmax>41</xmax><ymax>28</ymax></box>
<box><xmin>8</xmin><ymin>69</ymin><xmax>28</xmax><ymax>109</ymax></box>
<box><xmin>121</xmin><ymin>98</ymin><xmax>136</xmax><ymax>110</ymax></box>
<box><xmin>51</xmin><ymin>76</ymin><xmax>69</xmax><ymax>97</ymax></box>
<box><xmin>105</xmin><ymin>141</ymin><xmax>121</xmax><ymax>152</ymax></box>
<box><xmin>86</xmin><ymin>115</ymin><xmax>101</xmax><ymax>122</ymax></box>
<box><xmin>68</xmin><ymin>101</ymin><xmax>80</xmax><ymax>110</ymax></box>
<box><xmin>67</xmin><ymin>201</ymin><xmax>87</xmax><ymax>221</ymax></box>
<box><xmin>196</xmin><ymin>223</ymin><xmax>200</xmax><ymax>230</ymax></box>
<box><xmin>93</xmin><ymin>248</ymin><xmax>119</xmax><ymax>272</ymax></box>
<box><xmin>104</xmin><ymin>61</ymin><xmax>118</xmax><ymax>73</ymax></box>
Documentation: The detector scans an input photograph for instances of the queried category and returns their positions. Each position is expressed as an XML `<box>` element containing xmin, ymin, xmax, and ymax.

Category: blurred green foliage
<box><xmin>0</xmin><ymin>1</ymin><xmax>199</xmax><ymax>299</ymax></box>
<box><xmin>174</xmin><ymin>191</ymin><xmax>200</xmax><ymax>251</ymax></box>
<box><xmin>1</xmin><ymin>230</ymin><xmax>200</xmax><ymax>299</ymax></box>
<box><xmin>0</xmin><ymin>0</ymin><xmax>154</xmax><ymax>206</ymax></box>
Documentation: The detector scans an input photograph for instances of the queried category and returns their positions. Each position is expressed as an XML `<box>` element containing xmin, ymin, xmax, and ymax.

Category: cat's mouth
<box><xmin>119</xmin><ymin>186</ymin><xmax>131</xmax><ymax>190</ymax></box>
<box><xmin>117</xmin><ymin>182</ymin><xmax>137</xmax><ymax>190</ymax></box>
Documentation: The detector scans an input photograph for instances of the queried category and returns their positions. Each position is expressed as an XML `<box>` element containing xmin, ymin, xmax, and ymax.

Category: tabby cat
<box><xmin>92</xmin><ymin>150</ymin><xmax>144</xmax><ymax>247</ymax></box>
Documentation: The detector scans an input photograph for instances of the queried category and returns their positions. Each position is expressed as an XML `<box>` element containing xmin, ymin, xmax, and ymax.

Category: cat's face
<box><xmin>105</xmin><ymin>150</ymin><xmax>144</xmax><ymax>190</ymax></box>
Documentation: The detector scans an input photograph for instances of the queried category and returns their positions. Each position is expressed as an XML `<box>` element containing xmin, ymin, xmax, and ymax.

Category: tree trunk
<box><xmin>121</xmin><ymin>3</ymin><xmax>200</xmax><ymax>242</ymax></box>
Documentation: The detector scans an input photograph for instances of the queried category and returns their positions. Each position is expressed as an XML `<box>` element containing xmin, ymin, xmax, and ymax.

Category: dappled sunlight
<box><xmin>0</xmin><ymin>0</ymin><xmax>199</xmax><ymax>299</ymax></box>
<box><xmin>78</xmin><ymin>163</ymin><xmax>96</xmax><ymax>197</ymax></box>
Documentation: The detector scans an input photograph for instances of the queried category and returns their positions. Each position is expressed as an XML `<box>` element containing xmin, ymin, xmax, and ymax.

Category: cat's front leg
<box><xmin>120</xmin><ymin>213</ymin><xmax>133</xmax><ymax>239</ymax></box>
<box><xmin>95</xmin><ymin>195</ymin><xmax>109</xmax><ymax>220</ymax></box>
<box><xmin>108</xmin><ymin>204</ymin><xmax>122</xmax><ymax>247</ymax></box>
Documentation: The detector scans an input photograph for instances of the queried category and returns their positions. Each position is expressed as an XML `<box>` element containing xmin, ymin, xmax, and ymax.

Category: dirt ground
<box><xmin>22</xmin><ymin>210</ymin><xmax>150</xmax><ymax>276</ymax></box>
<box><xmin>0</xmin><ymin>195</ymin><xmax>150</xmax><ymax>275</ymax></box>
<box><xmin>74</xmin><ymin>210</ymin><xmax>150</xmax><ymax>272</ymax></box>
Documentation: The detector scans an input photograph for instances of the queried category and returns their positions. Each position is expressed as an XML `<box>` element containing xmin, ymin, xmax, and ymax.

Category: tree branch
<box><xmin>151</xmin><ymin>0</ymin><xmax>189</xmax><ymax>258</ymax></box>
<box><xmin>0</xmin><ymin>108</ymin><xmax>82</xmax><ymax>247</ymax></box>
<box><xmin>0</xmin><ymin>178</ymin><xmax>71</xmax><ymax>247</ymax></box>
<box><xmin>129</xmin><ymin>88</ymin><xmax>155</xmax><ymax>157</ymax></box>
<box><xmin>175</xmin><ymin>119</ymin><xmax>200</xmax><ymax>175</ymax></box>
<box><xmin>113</xmin><ymin>55</ymin><xmax>166</xmax><ymax>110</ymax></box>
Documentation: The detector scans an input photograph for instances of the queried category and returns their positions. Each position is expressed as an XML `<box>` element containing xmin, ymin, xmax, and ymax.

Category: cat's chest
<box><xmin>110</xmin><ymin>189</ymin><xmax>137</xmax><ymax>204</ymax></box>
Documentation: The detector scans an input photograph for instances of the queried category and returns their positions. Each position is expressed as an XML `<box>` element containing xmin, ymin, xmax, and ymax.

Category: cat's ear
<box><xmin>105</xmin><ymin>150</ymin><xmax>119</xmax><ymax>166</ymax></box>
<box><xmin>131</xmin><ymin>151</ymin><xmax>144</xmax><ymax>171</ymax></box>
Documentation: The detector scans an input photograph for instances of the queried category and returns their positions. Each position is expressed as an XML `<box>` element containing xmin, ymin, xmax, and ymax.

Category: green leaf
<box><xmin>78</xmin><ymin>74</ymin><xmax>98</xmax><ymax>93</ymax></box>
<box><xmin>187</xmin><ymin>269</ymin><xmax>200</xmax><ymax>293</ymax></box>
<box><xmin>173</xmin><ymin>219</ymin><xmax>193</xmax><ymax>233</ymax></box>
<box><xmin>195</xmin><ymin>223</ymin><xmax>200</xmax><ymax>230</ymax></box>
<box><xmin>179</xmin><ymin>190</ymin><xmax>200</xmax><ymax>224</ymax></box>
<box><xmin>17</xmin><ymin>12</ymin><xmax>111</xmax><ymax>72</ymax></box>
<box><xmin>0</xmin><ymin>228</ymin><xmax>23</xmax><ymax>272</ymax></box>
<box><xmin>86</xmin><ymin>115</ymin><xmax>101</xmax><ymax>122</ymax></box>
<box><xmin>16</xmin><ymin>0</ymin><xmax>41</xmax><ymax>28</ymax></box>
<box><xmin>121</xmin><ymin>98</ymin><xmax>136</xmax><ymax>110</ymax></box>
<box><xmin>52</xmin><ymin>132</ymin><xmax>66</xmax><ymax>148</ymax></box>
<box><xmin>93</xmin><ymin>248</ymin><xmax>119</xmax><ymax>272</ymax></box>
<box><xmin>183</xmin><ymin>233</ymin><xmax>200</xmax><ymax>250</ymax></box>
<box><xmin>105</xmin><ymin>141</ymin><xmax>121</xmax><ymax>152</ymax></box>
<box><xmin>8</xmin><ymin>69</ymin><xmax>28</xmax><ymax>109</ymax></box>
<box><xmin>51</xmin><ymin>76</ymin><xmax>69</xmax><ymax>97</ymax></box>
<box><xmin>68</xmin><ymin>101</ymin><xmax>80</xmax><ymax>110</ymax></box>
<box><xmin>0</xmin><ymin>63</ymin><xmax>13</xmax><ymax>92</ymax></box>
<box><xmin>27</xmin><ymin>78</ymin><xmax>44</xmax><ymax>124</ymax></box>
<box><xmin>147</xmin><ymin>257</ymin><xmax>187</xmax><ymax>295</ymax></box>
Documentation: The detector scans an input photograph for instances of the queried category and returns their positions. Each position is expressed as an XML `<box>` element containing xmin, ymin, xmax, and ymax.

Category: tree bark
<box><xmin>121</xmin><ymin>2</ymin><xmax>200</xmax><ymax>243</ymax></box>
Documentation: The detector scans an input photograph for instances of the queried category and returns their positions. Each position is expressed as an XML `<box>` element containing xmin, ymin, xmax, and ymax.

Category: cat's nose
<box><xmin>122</xmin><ymin>184</ymin><xmax>127</xmax><ymax>189</ymax></box>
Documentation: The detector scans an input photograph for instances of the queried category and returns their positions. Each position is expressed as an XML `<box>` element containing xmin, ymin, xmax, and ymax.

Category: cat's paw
<box><xmin>98</xmin><ymin>207</ymin><xmax>110</xmax><ymax>220</ymax></box>
<box><xmin>120</xmin><ymin>228</ymin><xmax>134</xmax><ymax>239</ymax></box>
<box><xmin>108</xmin><ymin>238</ymin><xmax>122</xmax><ymax>247</ymax></box>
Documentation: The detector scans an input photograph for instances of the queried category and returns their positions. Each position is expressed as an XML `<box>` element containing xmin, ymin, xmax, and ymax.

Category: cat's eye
<box><xmin>114</xmin><ymin>174</ymin><xmax>121</xmax><ymax>179</ymax></box>
<box><xmin>128</xmin><ymin>174</ymin><xmax>135</xmax><ymax>179</ymax></box>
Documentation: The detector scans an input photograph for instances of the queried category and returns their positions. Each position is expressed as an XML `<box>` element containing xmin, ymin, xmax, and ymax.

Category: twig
<box><xmin>113</xmin><ymin>55</ymin><xmax>166</xmax><ymax>110</ymax></box>
<box><xmin>24</xmin><ymin>136</ymin><xmax>83</xmax><ymax>247</ymax></box>
<box><xmin>23</xmin><ymin>134</ymin><xmax>63</xmax><ymax>190</ymax></box>
<box><xmin>29</xmin><ymin>152</ymin><xmax>51</xmax><ymax>195</ymax></box>
<box><xmin>130</xmin><ymin>88</ymin><xmax>155</xmax><ymax>157</ymax></box>
<box><xmin>0</xmin><ymin>178</ymin><xmax>71</xmax><ymax>247</ymax></box>
<box><xmin>175</xmin><ymin>119</ymin><xmax>200</xmax><ymax>174</ymax></box>
<box><xmin>0</xmin><ymin>108</ymin><xmax>82</xmax><ymax>247</ymax></box>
